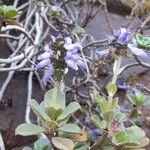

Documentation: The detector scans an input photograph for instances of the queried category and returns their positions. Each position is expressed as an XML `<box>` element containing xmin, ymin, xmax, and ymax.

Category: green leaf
<box><xmin>127</xmin><ymin>94</ymin><xmax>137</xmax><ymax>105</ymax></box>
<box><xmin>111</xmin><ymin>98</ymin><xmax>118</xmax><ymax>110</ymax></box>
<box><xmin>41</xmin><ymin>120</ymin><xmax>58</xmax><ymax>130</ymax></box>
<box><xmin>57</xmin><ymin>102</ymin><xmax>81</xmax><ymax>121</ymax></box>
<box><xmin>15</xmin><ymin>123</ymin><xmax>46</xmax><ymax>136</ymax></box>
<box><xmin>34</xmin><ymin>137</ymin><xmax>52</xmax><ymax>150</ymax></box>
<box><xmin>29</xmin><ymin>99</ymin><xmax>51</xmax><ymax>121</ymax></box>
<box><xmin>52</xmin><ymin>137</ymin><xmax>74</xmax><ymax>150</ymax></box>
<box><xmin>44</xmin><ymin>87</ymin><xmax>65</xmax><ymax>110</ymax></box>
<box><xmin>3</xmin><ymin>5</ymin><xmax>19</xmax><ymax>19</ymax></box>
<box><xmin>74</xmin><ymin>142</ymin><xmax>89</xmax><ymax>150</ymax></box>
<box><xmin>106</xmin><ymin>83</ymin><xmax>117</xmax><ymax>97</ymax></box>
<box><xmin>136</xmin><ymin>34</ymin><xmax>150</xmax><ymax>50</ymax></box>
<box><xmin>45</xmin><ymin>107</ymin><xmax>63</xmax><ymax>120</ymax></box>
<box><xmin>72</xmin><ymin>25</ymin><xmax>85</xmax><ymax>37</ymax></box>
<box><xmin>112</xmin><ymin>131</ymin><xmax>130</xmax><ymax>145</ymax></box>
<box><xmin>58</xmin><ymin>124</ymin><xmax>81</xmax><ymax>134</ymax></box>
<box><xmin>124</xmin><ymin>136</ymin><xmax>149</xmax><ymax>149</ymax></box>
<box><xmin>90</xmin><ymin>90</ymin><xmax>103</xmax><ymax>105</ymax></box>
<box><xmin>61</xmin><ymin>131</ymin><xmax>88</xmax><ymax>142</ymax></box>
<box><xmin>103</xmin><ymin>111</ymin><xmax>114</xmax><ymax>123</ymax></box>
<box><xmin>49</xmin><ymin>6</ymin><xmax>60</xmax><ymax>17</ymax></box>
<box><xmin>135</xmin><ymin>91</ymin><xmax>145</xmax><ymax>105</ymax></box>
<box><xmin>127</xmin><ymin>126</ymin><xmax>145</xmax><ymax>141</ymax></box>
<box><xmin>115</xmin><ymin>111</ymin><xmax>127</xmax><ymax>121</ymax></box>
<box><xmin>91</xmin><ymin>115</ymin><xmax>102</xmax><ymax>128</ymax></box>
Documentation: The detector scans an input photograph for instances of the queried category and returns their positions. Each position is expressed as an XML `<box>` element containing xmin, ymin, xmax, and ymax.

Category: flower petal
<box><xmin>64</xmin><ymin>43</ymin><xmax>82</xmax><ymax>53</ymax></box>
<box><xmin>76</xmin><ymin>59</ymin><xmax>86</xmax><ymax>69</ymax></box>
<box><xmin>35</xmin><ymin>59</ymin><xmax>51</xmax><ymax>70</ymax></box>
<box><xmin>128</xmin><ymin>44</ymin><xmax>148</xmax><ymax>59</ymax></box>
<box><xmin>65</xmin><ymin>59</ymin><xmax>78</xmax><ymax>70</ymax></box>
<box><xmin>65</xmin><ymin>37</ymin><xmax>72</xmax><ymax>44</ymax></box>
<box><xmin>37</xmin><ymin>52</ymin><xmax>51</xmax><ymax>61</ymax></box>
<box><xmin>44</xmin><ymin>44</ymin><xmax>51</xmax><ymax>52</ymax></box>
<box><xmin>117</xmin><ymin>28</ymin><xmax>130</xmax><ymax>45</ymax></box>
<box><xmin>42</xmin><ymin>65</ymin><xmax>54</xmax><ymax>86</ymax></box>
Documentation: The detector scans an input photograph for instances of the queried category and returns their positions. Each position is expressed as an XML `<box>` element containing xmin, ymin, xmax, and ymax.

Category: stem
<box><xmin>111</xmin><ymin>55</ymin><xmax>122</xmax><ymax>84</ymax></box>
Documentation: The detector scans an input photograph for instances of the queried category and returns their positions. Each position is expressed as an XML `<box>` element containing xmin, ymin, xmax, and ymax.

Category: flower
<box><xmin>64</xmin><ymin>37</ymin><xmax>86</xmax><ymax>70</ymax></box>
<box><xmin>106</xmin><ymin>27</ymin><xmax>131</xmax><ymax>45</ymax></box>
<box><xmin>117</xmin><ymin>82</ymin><xmax>128</xmax><ymax>90</ymax></box>
<box><xmin>35</xmin><ymin>44</ymin><xmax>54</xmax><ymax>86</ymax></box>
<box><xmin>114</xmin><ymin>28</ymin><xmax>131</xmax><ymax>45</ymax></box>
<box><xmin>127</xmin><ymin>39</ymin><xmax>148</xmax><ymax>59</ymax></box>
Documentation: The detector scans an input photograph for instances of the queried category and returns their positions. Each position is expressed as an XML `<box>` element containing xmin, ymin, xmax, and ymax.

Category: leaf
<box><xmin>29</xmin><ymin>99</ymin><xmax>51</xmax><ymax>121</ymax></box>
<box><xmin>91</xmin><ymin>115</ymin><xmax>102</xmax><ymax>128</ymax></box>
<box><xmin>111</xmin><ymin>98</ymin><xmax>118</xmax><ymax>110</ymax></box>
<box><xmin>34</xmin><ymin>137</ymin><xmax>52</xmax><ymax>150</ymax></box>
<box><xmin>135</xmin><ymin>91</ymin><xmax>145</xmax><ymax>106</ymax></box>
<box><xmin>127</xmin><ymin>125</ymin><xmax>145</xmax><ymax>141</ymax></box>
<box><xmin>61</xmin><ymin>131</ymin><xmax>88</xmax><ymax>142</ymax></box>
<box><xmin>106</xmin><ymin>83</ymin><xmax>117</xmax><ymax>97</ymax></box>
<box><xmin>72</xmin><ymin>25</ymin><xmax>85</xmax><ymax>37</ymax></box>
<box><xmin>90</xmin><ymin>90</ymin><xmax>104</xmax><ymax>108</ymax></box>
<box><xmin>103</xmin><ymin>111</ymin><xmax>114</xmax><ymax>123</ymax></box>
<box><xmin>45</xmin><ymin>107</ymin><xmax>63</xmax><ymax>120</ymax></box>
<box><xmin>52</xmin><ymin>137</ymin><xmax>74</xmax><ymax>150</ymax></box>
<box><xmin>58</xmin><ymin>124</ymin><xmax>81</xmax><ymax>134</ymax></box>
<box><xmin>15</xmin><ymin>123</ymin><xmax>46</xmax><ymax>136</ymax></box>
<box><xmin>136</xmin><ymin>34</ymin><xmax>150</xmax><ymax>50</ymax></box>
<box><xmin>3</xmin><ymin>6</ymin><xmax>19</xmax><ymax>19</ymax></box>
<box><xmin>127</xmin><ymin>94</ymin><xmax>137</xmax><ymax>105</ymax></box>
<box><xmin>44</xmin><ymin>87</ymin><xmax>65</xmax><ymax>110</ymax></box>
<box><xmin>112</xmin><ymin>131</ymin><xmax>130</xmax><ymax>145</ymax></box>
<box><xmin>41</xmin><ymin>120</ymin><xmax>58</xmax><ymax>130</ymax></box>
<box><xmin>57</xmin><ymin>102</ymin><xmax>81</xmax><ymax>121</ymax></box>
<box><xmin>124</xmin><ymin>136</ymin><xmax>149</xmax><ymax>149</ymax></box>
<box><xmin>74</xmin><ymin>142</ymin><xmax>89</xmax><ymax>150</ymax></box>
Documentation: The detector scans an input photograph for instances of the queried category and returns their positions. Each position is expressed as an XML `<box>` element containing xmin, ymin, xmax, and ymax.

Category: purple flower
<box><xmin>117</xmin><ymin>82</ymin><xmax>128</xmax><ymax>90</ymax></box>
<box><xmin>35</xmin><ymin>44</ymin><xmax>54</xmax><ymax>86</ymax></box>
<box><xmin>127</xmin><ymin>42</ymin><xmax>148</xmax><ymax>59</ymax></box>
<box><xmin>107</xmin><ymin>27</ymin><xmax>131</xmax><ymax>45</ymax></box>
<box><xmin>42</xmin><ymin>65</ymin><xmax>54</xmax><ymax>86</ymax></box>
<box><xmin>115</xmin><ymin>28</ymin><xmax>131</xmax><ymax>45</ymax></box>
<box><xmin>64</xmin><ymin>37</ymin><xmax>86</xmax><ymax>70</ymax></box>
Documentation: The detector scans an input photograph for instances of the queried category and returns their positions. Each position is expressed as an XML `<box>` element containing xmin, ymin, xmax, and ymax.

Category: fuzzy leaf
<box><xmin>29</xmin><ymin>99</ymin><xmax>51</xmax><ymax>121</ymax></box>
<box><xmin>57</xmin><ymin>102</ymin><xmax>81</xmax><ymax>121</ymax></box>
<box><xmin>52</xmin><ymin>137</ymin><xmax>74</xmax><ymax>150</ymax></box>
<box><xmin>15</xmin><ymin>123</ymin><xmax>46</xmax><ymax>136</ymax></box>
<box><xmin>34</xmin><ymin>137</ymin><xmax>52</xmax><ymax>150</ymax></box>
<box><xmin>44</xmin><ymin>87</ymin><xmax>65</xmax><ymax>110</ymax></box>
<box><xmin>58</xmin><ymin>124</ymin><xmax>81</xmax><ymax>134</ymax></box>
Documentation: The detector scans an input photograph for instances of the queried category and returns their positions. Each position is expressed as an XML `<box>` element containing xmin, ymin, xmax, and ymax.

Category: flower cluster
<box><xmin>98</xmin><ymin>28</ymin><xmax>148</xmax><ymax>59</ymax></box>
<box><xmin>35</xmin><ymin>37</ymin><xmax>85</xmax><ymax>85</ymax></box>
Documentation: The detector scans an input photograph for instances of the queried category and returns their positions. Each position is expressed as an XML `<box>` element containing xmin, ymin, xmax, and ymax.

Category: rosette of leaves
<box><xmin>89</xmin><ymin>85</ymin><xmax>149</xmax><ymax>149</ymax></box>
<box><xmin>90</xmin><ymin>83</ymin><xmax>119</xmax><ymax>127</ymax></box>
<box><xmin>112</xmin><ymin>125</ymin><xmax>149</xmax><ymax>150</ymax></box>
<box><xmin>15</xmin><ymin>86</ymin><xmax>87</xmax><ymax>150</ymax></box>
<box><xmin>0</xmin><ymin>5</ymin><xmax>21</xmax><ymax>26</ymax></box>
<box><xmin>136</xmin><ymin>34</ymin><xmax>150</xmax><ymax>50</ymax></box>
